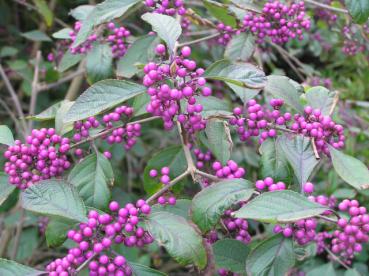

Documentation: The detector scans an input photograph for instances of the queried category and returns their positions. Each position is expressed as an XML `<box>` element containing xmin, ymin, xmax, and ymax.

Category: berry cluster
<box><xmin>212</xmin><ymin>160</ymin><xmax>246</xmax><ymax>179</ymax></box>
<box><xmin>242</xmin><ymin>1</ymin><xmax>310</xmax><ymax>44</ymax></box>
<box><xmin>46</xmin><ymin>200</ymin><xmax>153</xmax><ymax>275</ymax></box>
<box><xmin>342</xmin><ymin>25</ymin><xmax>368</xmax><ymax>57</ymax></box>
<box><xmin>223</xmin><ymin>210</ymin><xmax>251</xmax><ymax>244</ymax></box>
<box><xmin>69</xmin><ymin>21</ymin><xmax>97</xmax><ymax>54</ymax></box>
<box><xmin>3</xmin><ymin>128</ymin><xmax>71</xmax><ymax>189</ymax></box>
<box><xmin>313</xmin><ymin>0</ymin><xmax>337</xmax><ymax>23</ymax></box>
<box><xmin>144</xmin><ymin>0</ymin><xmax>186</xmax><ymax>16</ymax></box>
<box><xmin>255</xmin><ymin>177</ymin><xmax>286</xmax><ymax>192</ymax></box>
<box><xmin>216</xmin><ymin>23</ymin><xmax>240</xmax><ymax>46</ymax></box>
<box><xmin>193</xmin><ymin>147</ymin><xmax>213</xmax><ymax>169</ymax></box>
<box><xmin>149</xmin><ymin>167</ymin><xmax>171</xmax><ymax>185</ymax></box>
<box><xmin>274</xmin><ymin>218</ymin><xmax>318</xmax><ymax>245</ymax></box>
<box><xmin>307</xmin><ymin>76</ymin><xmax>333</xmax><ymax>89</ymax></box>
<box><xmin>106</xmin><ymin>22</ymin><xmax>131</xmax><ymax>58</ymax></box>
<box><xmin>143</xmin><ymin>45</ymin><xmax>212</xmax><ymax>133</ymax></box>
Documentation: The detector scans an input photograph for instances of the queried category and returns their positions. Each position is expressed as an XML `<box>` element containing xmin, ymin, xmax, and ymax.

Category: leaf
<box><xmin>344</xmin><ymin>269</ymin><xmax>362</xmax><ymax>276</ymax></box>
<box><xmin>151</xmin><ymin>199</ymin><xmax>191</xmax><ymax>219</ymax></box>
<box><xmin>8</xmin><ymin>228</ymin><xmax>38</xmax><ymax>261</ymax></box>
<box><xmin>146</xmin><ymin>211</ymin><xmax>207</xmax><ymax>269</ymax></box>
<box><xmin>46</xmin><ymin>217</ymin><xmax>76</xmax><ymax>247</ymax></box>
<box><xmin>68</xmin><ymin>153</ymin><xmax>114</xmax><ymax>210</ymax></box>
<box><xmin>33</xmin><ymin>0</ymin><xmax>53</xmax><ymax>27</ymax></box>
<box><xmin>0</xmin><ymin>46</ymin><xmax>18</xmax><ymax>58</ymax></box>
<box><xmin>58</xmin><ymin>51</ymin><xmax>83</xmax><ymax>72</ymax></box>
<box><xmin>141</xmin><ymin>13</ymin><xmax>182</xmax><ymax>52</ymax></box>
<box><xmin>0</xmin><ymin>173</ymin><xmax>15</xmax><ymax>206</ymax></box>
<box><xmin>21</xmin><ymin>30</ymin><xmax>51</xmax><ymax>42</ymax></box>
<box><xmin>204</xmin><ymin>0</ymin><xmax>237</xmax><ymax>27</ymax></box>
<box><xmin>132</xmin><ymin>93</ymin><xmax>151</xmax><ymax>116</ymax></box>
<box><xmin>305</xmin><ymin>86</ymin><xmax>337</xmax><ymax>116</ymax></box>
<box><xmin>64</xmin><ymin>79</ymin><xmax>146</xmax><ymax>122</ymax></box>
<box><xmin>226</xmin><ymin>82</ymin><xmax>259</xmax><ymax>103</ymax></box>
<box><xmin>277</xmin><ymin>135</ymin><xmax>319</xmax><ymax>186</ymax></box>
<box><xmin>0</xmin><ymin>258</ymin><xmax>44</xmax><ymax>276</ymax></box>
<box><xmin>52</xmin><ymin>28</ymin><xmax>73</xmax><ymax>39</ymax></box>
<box><xmin>204</xmin><ymin>60</ymin><xmax>266</xmax><ymax>89</ymax></box>
<box><xmin>143</xmin><ymin>146</ymin><xmax>187</xmax><ymax>195</ymax></box>
<box><xmin>191</xmin><ymin>179</ymin><xmax>254</xmax><ymax>232</ymax></box>
<box><xmin>21</xmin><ymin>179</ymin><xmax>88</xmax><ymax>222</ymax></box>
<box><xmin>345</xmin><ymin>0</ymin><xmax>369</xmax><ymax>24</ymax></box>
<box><xmin>213</xmin><ymin>239</ymin><xmax>249</xmax><ymax>273</ymax></box>
<box><xmin>86</xmin><ymin>44</ymin><xmax>113</xmax><ymax>84</ymax></box>
<box><xmin>69</xmin><ymin>5</ymin><xmax>95</xmax><ymax>21</ymax></box>
<box><xmin>329</xmin><ymin>145</ymin><xmax>369</xmax><ymax>190</ymax></box>
<box><xmin>306</xmin><ymin>262</ymin><xmax>336</xmax><ymax>276</ymax></box>
<box><xmin>204</xmin><ymin>119</ymin><xmax>232</xmax><ymax>164</ymax></box>
<box><xmin>246</xmin><ymin>234</ymin><xmax>295</xmax><ymax>276</ymax></box>
<box><xmin>234</xmin><ymin>190</ymin><xmax>328</xmax><ymax>223</ymax></box>
<box><xmin>259</xmin><ymin>139</ymin><xmax>291</xmax><ymax>183</ymax></box>
<box><xmin>195</xmin><ymin>96</ymin><xmax>233</xmax><ymax>118</ymax></box>
<box><xmin>117</xmin><ymin>35</ymin><xmax>158</xmax><ymax>78</ymax></box>
<box><xmin>28</xmin><ymin>101</ymin><xmax>62</xmax><ymax>121</ymax></box>
<box><xmin>225</xmin><ymin>33</ymin><xmax>255</xmax><ymax>61</ymax></box>
<box><xmin>130</xmin><ymin>262</ymin><xmax>167</xmax><ymax>276</ymax></box>
<box><xmin>0</xmin><ymin>125</ymin><xmax>14</xmax><ymax>146</ymax></box>
<box><xmin>55</xmin><ymin>100</ymin><xmax>74</xmax><ymax>135</ymax></box>
<box><xmin>73</xmin><ymin>0</ymin><xmax>141</xmax><ymax>47</ymax></box>
<box><xmin>264</xmin><ymin>75</ymin><xmax>304</xmax><ymax>112</ymax></box>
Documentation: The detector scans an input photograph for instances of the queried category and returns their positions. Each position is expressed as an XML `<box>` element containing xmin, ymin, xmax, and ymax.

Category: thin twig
<box><xmin>37</xmin><ymin>69</ymin><xmax>85</xmax><ymax>92</ymax></box>
<box><xmin>311</xmin><ymin>138</ymin><xmax>321</xmax><ymax>160</ymax></box>
<box><xmin>176</xmin><ymin>121</ymin><xmax>196</xmax><ymax>179</ymax></box>
<box><xmin>178</xmin><ymin>32</ymin><xmax>221</xmax><ymax>47</ymax></box>
<box><xmin>29</xmin><ymin>51</ymin><xmax>41</xmax><ymax>130</ymax></box>
<box><xmin>304</xmin><ymin>0</ymin><xmax>349</xmax><ymax>14</ymax></box>
<box><xmin>0</xmin><ymin>98</ymin><xmax>24</xmax><ymax>137</ymax></box>
<box><xmin>195</xmin><ymin>169</ymin><xmax>221</xmax><ymax>182</ymax></box>
<box><xmin>0</xmin><ymin>64</ymin><xmax>28</xmax><ymax>133</ymax></box>
<box><xmin>324</xmin><ymin>245</ymin><xmax>351</xmax><ymax>269</ymax></box>
<box><xmin>74</xmin><ymin>253</ymin><xmax>97</xmax><ymax>274</ymax></box>
<box><xmin>317</xmin><ymin>215</ymin><xmax>338</xmax><ymax>224</ymax></box>
<box><xmin>329</xmin><ymin>91</ymin><xmax>340</xmax><ymax>116</ymax></box>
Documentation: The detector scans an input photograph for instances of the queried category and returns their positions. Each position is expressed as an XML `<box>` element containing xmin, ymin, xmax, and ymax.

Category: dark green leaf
<box><xmin>132</xmin><ymin>93</ymin><xmax>151</xmax><ymax>117</ymax></box>
<box><xmin>141</xmin><ymin>13</ymin><xmax>182</xmax><ymax>52</ymax></box>
<box><xmin>204</xmin><ymin>0</ymin><xmax>237</xmax><ymax>27</ymax></box>
<box><xmin>196</xmin><ymin>96</ymin><xmax>233</xmax><ymax>118</ymax></box>
<box><xmin>21</xmin><ymin>30</ymin><xmax>51</xmax><ymax>42</ymax></box>
<box><xmin>151</xmin><ymin>199</ymin><xmax>191</xmax><ymax>219</ymax></box>
<box><xmin>0</xmin><ymin>125</ymin><xmax>14</xmax><ymax>146</ymax></box>
<box><xmin>55</xmin><ymin>100</ymin><xmax>74</xmax><ymax>135</ymax></box>
<box><xmin>46</xmin><ymin>217</ymin><xmax>76</xmax><ymax>247</ymax></box>
<box><xmin>204</xmin><ymin>60</ymin><xmax>266</xmax><ymax>89</ymax></box>
<box><xmin>64</xmin><ymin>79</ymin><xmax>146</xmax><ymax>122</ymax></box>
<box><xmin>8</xmin><ymin>228</ymin><xmax>38</xmax><ymax>261</ymax></box>
<box><xmin>225</xmin><ymin>33</ymin><xmax>255</xmax><ymax>61</ymax></box>
<box><xmin>86</xmin><ymin>44</ymin><xmax>113</xmax><ymax>84</ymax></box>
<box><xmin>146</xmin><ymin>211</ymin><xmax>207</xmax><ymax>269</ymax></box>
<box><xmin>33</xmin><ymin>0</ymin><xmax>53</xmax><ymax>26</ymax></box>
<box><xmin>246</xmin><ymin>234</ymin><xmax>295</xmax><ymax>276</ymax></box>
<box><xmin>68</xmin><ymin>153</ymin><xmax>114</xmax><ymax>210</ymax></box>
<box><xmin>0</xmin><ymin>258</ymin><xmax>44</xmax><ymax>276</ymax></box>
<box><xmin>226</xmin><ymin>82</ymin><xmax>259</xmax><ymax>103</ymax></box>
<box><xmin>0</xmin><ymin>173</ymin><xmax>15</xmax><ymax>206</ymax></box>
<box><xmin>21</xmin><ymin>179</ymin><xmax>88</xmax><ymax>222</ymax></box>
<box><xmin>306</xmin><ymin>86</ymin><xmax>337</xmax><ymax>116</ymax></box>
<box><xmin>213</xmin><ymin>239</ymin><xmax>249</xmax><ymax>273</ymax></box>
<box><xmin>345</xmin><ymin>0</ymin><xmax>369</xmax><ymax>24</ymax></box>
<box><xmin>58</xmin><ymin>51</ymin><xmax>83</xmax><ymax>72</ymax></box>
<box><xmin>28</xmin><ymin>101</ymin><xmax>62</xmax><ymax>121</ymax></box>
<box><xmin>117</xmin><ymin>35</ymin><xmax>158</xmax><ymax>78</ymax></box>
<box><xmin>329</xmin><ymin>145</ymin><xmax>369</xmax><ymax>190</ymax></box>
<box><xmin>306</xmin><ymin>262</ymin><xmax>336</xmax><ymax>276</ymax></box>
<box><xmin>130</xmin><ymin>262</ymin><xmax>167</xmax><ymax>276</ymax></box>
<box><xmin>191</xmin><ymin>179</ymin><xmax>254</xmax><ymax>232</ymax></box>
<box><xmin>234</xmin><ymin>190</ymin><xmax>328</xmax><ymax>223</ymax></box>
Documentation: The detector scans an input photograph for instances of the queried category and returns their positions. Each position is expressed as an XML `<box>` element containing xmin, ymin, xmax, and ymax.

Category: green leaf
<box><xmin>73</xmin><ymin>0</ymin><xmax>141</xmax><ymax>47</ymax></box>
<box><xmin>204</xmin><ymin>119</ymin><xmax>232</xmax><ymax>165</ymax></box>
<box><xmin>46</xmin><ymin>217</ymin><xmax>76</xmax><ymax>247</ymax></box>
<box><xmin>146</xmin><ymin>211</ymin><xmax>207</xmax><ymax>269</ymax></box>
<box><xmin>8</xmin><ymin>228</ymin><xmax>38</xmax><ymax>261</ymax></box>
<box><xmin>21</xmin><ymin>179</ymin><xmax>88</xmax><ymax>222</ymax></box>
<box><xmin>33</xmin><ymin>0</ymin><xmax>53</xmax><ymax>27</ymax></box>
<box><xmin>0</xmin><ymin>125</ymin><xmax>14</xmax><ymax>146</ymax></box>
<box><xmin>259</xmin><ymin>139</ymin><xmax>291</xmax><ymax>183</ymax></box>
<box><xmin>226</xmin><ymin>82</ymin><xmax>259</xmax><ymax>103</ymax></box>
<box><xmin>117</xmin><ymin>35</ymin><xmax>158</xmax><ymax>78</ymax></box>
<box><xmin>345</xmin><ymin>269</ymin><xmax>362</xmax><ymax>276</ymax></box>
<box><xmin>191</xmin><ymin>179</ymin><xmax>254</xmax><ymax>232</ymax></box>
<box><xmin>132</xmin><ymin>93</ymin><xmax>151</xmax><ymax>116</ymax></box>
<box><xmin>69</xmin><ymin>5</ymin><xmax>95</xmax><ymax>21</ymax></box>
<box><xmin>196</xmin><ymin>96</ymin><xmax>233</xmax><ymax>118</ymax></box>
<box><xmin>68</xmin><ymin>153</ymin><xmax>114</xmax><ymax>210</ymax></box>
<box><xmin>277</xmin><ymin>135</ymin><xmax>319</xmax><ymax>186</ymax></box>
<box><xmin>151</xmin><ymin>199</ymin><xmax>191</xmax><ymax>219</ymax></box>
<box><xmin>234</xmin><ymin>190</ymin><xmax>328</xmax><ymax>223</ymax></box>
<box><xmin>225</xmin><ymin>33</ymin><xmax>255</xmax><ymax>61</ymax></box>
<box><xmin>28</xmin><ymin>101</ymin><xmax>62</xmax><ymax>121</ymax></box>
<box><xmin>246</xmin><ymin>234</ymin><xmax>295</xmax><ymax>276</ymax></box>
<box><xmin>345</xmin><ymin>0</ymin><xmax>369</xmax><ymax>24</ymax></box>
<box><xmin>213</xmin><ymin>239</ymin><xmax>249</xmax><ymax>273</ymax></box>
<box><xmin>64</xmin><ymin>79</ymin><xmax>146</xmax><ymax>122</ymax></box>
<box><xmin>52</xmin><ymin>28</ymin><xmax>73</xmax><ymax>39</ymax></box>
<box><xmin>329</xmin><ymin>145</ymin><xmax>369</xmax><ymax>190</ymax></box>
<box><xmin>0</xmin><ymin>258</ymin><xmax>44</xmax><ymax>276</ymax></box>
<box><xmin>141</xmin><ymin>13</ymin><xmax>182</xmax><ymax>52</ymax></box>
<box><xmin>130</xmin><ymin>262</ymin><xmax>167</xmax><ymax>276</ymax></box>
<box><xmin>264</xmin><ymin>75</ymin><xmax>304</xmax><ymax>112</ymax></box>
<box><xmin>143</xmin><ymin>146</ymin><xmax>187</xmax><ymax>195</ymax></box>
<box><xmin>306</xmin><ymin>86</ymin><xmax>337</xmax><ymax>116</ymax></box>
<box><xmin>204</xmin><ymin>0</ymin><xmax>237</xmax><ymax>27</ymax></box>
<box><xmin>21</xmin><ymin>30</ymin><xmax>51</xmax><ymax>42</ymax></box>
<box><xmin>55</xmin><ymin>100</ymin><xmax>75</xmax><ymax>135</ymax></box>
<box><xmin>204</xmin><ymin>60</ymin><xmax>266</xmax><ymax>89</ymax></box>
<box><xmin>58</xmin><ymin>51</ymin><xmax>83</xmax><ymax>72</ymax></box>
<box><xmin>306</xmin><ymin>262</ymin><xmax>336</xmax><ymax>276</ymax></box>
<box><xmin>0</xmin><ymin>46</ymin><xmax>18</xmax><ymax>58</ymax></box>
<box><xmin>0</xmin><ymin>173</ymin><xmax>15</xmax><ymax>206</ymax></box>
<box><xmin>86</xmin><ymin>44</ymin><xmax>113</xmax><ymax>84</ymax></box>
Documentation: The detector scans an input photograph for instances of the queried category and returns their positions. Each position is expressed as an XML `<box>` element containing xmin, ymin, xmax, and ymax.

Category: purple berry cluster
<box><xmin>216</xmin><ymin>23</ymin><xmax>240</xmax><ymax>46</ymax></box>
<box><xmin>342</xmin><ymin>24</ymin><xmax>368</xmax><ymax>57</ymax></box>
<box><xmin>255</xmin><ymin>177</ymin><xmax>286</xmax><ymax>192</ymax></box>
<box><xmin>193</xmin><ymin>147</ymin><xmax>213</xmax><ymax>169</ymax></box>
<box><xmin>242</xmin><ymin>1</ymin><xmax>310</xmax><ymax>44</ymax></box>
<box><xmin>144</xmin><ymin>45</ymin><xmax>212</xmax><ymax>133</ymax></box>
<box><xmin>307</xmin><ymin>76</ymin><xmax>333</xmax><ymax>89</ymax></box>
<box><xmin>223</xmin><ymin>210</ymin><xmax>251</xmax><ymax>244</ymax></box>
<box><xmin>149</xmin><ymin>167</ymin><xmax>178</xmax><ymax>205</ymax></box>
<box><xmin>69</xmin><ymin>21</ymin><xmax>98</xmax><ymax>54</ymax></box>
<box><xmin>211</xmin><ymin>160</ymin><xmax>246</xmax><ymax>179</ymax></box>
<box><xmin>106</xmin><ymin>22</ymin><xmax>131</xmax><ymax>58</ymax></box>
<box><xmin>274</xmin><ymin>218</ymin><xmax>318</xmax><ymax>245</ymax></box>
<box><xmin>144</xmin><ymin>0</ymin><xmax>186</xmax><ymax>16</ymax></box>
<box><xmin>313</xmin><ymin>0</ymin><xmax>337</xmax><ymax>23</ymax></box>
<box><xmin>3</xmin><ymin>128</ymin><xmax>71</xmax><ymax>189</ymax></box>
<box><xmin>46</xmin><ymin>200</ymin><xmax>153</xmax><ymax>275</ymax></box>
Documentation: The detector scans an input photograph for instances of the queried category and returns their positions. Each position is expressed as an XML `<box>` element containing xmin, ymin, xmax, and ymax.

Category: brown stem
<box><xmin>74</xmin><ymin>253</ymin><xmax>97</xmax><ymax>275</ymax></box>
<box><xmin>324</xmin><ymin>245</ymin><xmax>351</xmax><ymax>269</ymax></box>
<box><xmin>29</xmin><ymin>51</ymin><xmax>42</xmax><ymax>131</ymax></box>
<box><xmin>329</xmin><ymin>91</ymin><xmax>340</xmax><ymax>116</ymax></box>
<box><xmin>37</xmin><ymin>69</ymin><xmax>85</xmax><ymax>92</ymax></box>
<box><xmin>65</xmin><ymin>61</ymin><xmax>86</xmax><ymax>101</ymax></box>
<box><xmin>195</xmin><ymin>169</ymin><xmax>221</xmax><ymax>182</ymax></box>
<box><xmin>177</xmin><ymin>33</ymin><xmax>221</xmax><ymax>47</ymax></box>
<box><xmin>311</xmin><ymin>138</ymin><xmax>321</xmax><ymax>160</ymax></box>
<box><xmin>304</xmin><ymin>0</ymin><xmax>349</xmax><ymax>14</ymax></box>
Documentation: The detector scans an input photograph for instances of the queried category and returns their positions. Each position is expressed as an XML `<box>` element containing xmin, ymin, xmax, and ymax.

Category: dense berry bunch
<box><xmin>229</xmin><ymin>98</ymin><xmax>291</xmax><ymax>144</ymax></box>
<box><xmin>314</xmin><ymin>0</ymin><xmax>337</xmax><ymax>23</ymax></box>
<box><xmin>143</xmin><ymin>45</ymin><xmax>212</xmax><ymax>133</ymax></box>
<box><xmin>69</xmin><ymin>21</ymin><xmax>98</xmax><ymax>54</ymax></box>
<box><xmin>144</xmin><ymin>0</ymin><xmax>186</xmax><ymax>16</ymax></box>
<box><xmin>307</xmin><ymin>76</ymin><xmax>333</xmax><ymax>89</ymax></box>
<box><xmin>242</xmin><ymin>1</ymin><xmax>310</xmax><ymax>44</ymax></box>
<box><xmin>46</xmin><ymin>200</ymin><xmax>152</xmax><ymax>275</ymax></box>
<box><xmin>342</xmin><ymin>24</ymin><xmax>368</xmax><ymax>56</ymax></box>
<box><xmin>216</xmin><ymin>23</ymin><xmax>240</xmax><ymax>46</ymax></box>
<box><xmin>149</xmin><ymin>167</ymin><xmax>171</xmax><ymax>185</ymax></box>
<box><xmin>255</xmin><ymin>177</ymin><xmax>286</xmax><ymax>192</ymax></box>
<box><xmin>106</xmin><ymin>22</ymin><xmax>131</xmax><ymax>58</ymax></box>
<box><xmin>212</xmin><ymin>160</ymin><xmax>246</xmax><ymax>179</ymax></box>
<box><xmin>291</xmin><ymin>106</ymin><xmax>345</xmax><ymax>154</ymax></box>
<box><xmin>193</xmin><ymin>147</ymin><xmax>213</xmax><ymax>169</ymax></box>
<box><xmin>223</xmin><ymin>210</ymin><xmax>251</xmax><ymax>244</ymax></box>
<box><xmin>3</xmin><ymin>128</ymin><xmax>71</xmax><ymax>189</ymax></box>
<box><xmin>274</xmin><ymin>218</ymin><xmax>318</xmax><ymax>245</ymax></box>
